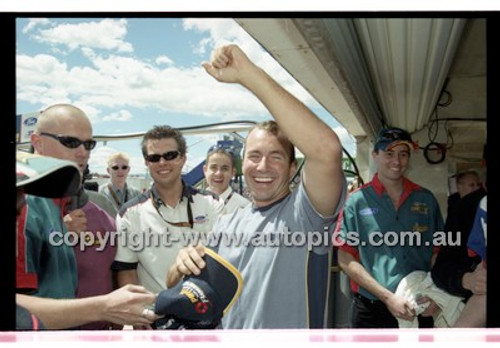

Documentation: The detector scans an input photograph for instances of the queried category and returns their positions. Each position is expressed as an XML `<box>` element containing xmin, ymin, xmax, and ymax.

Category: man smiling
<box><xmin>111</xmin><ymin>125</ymin><xmax>224</xmax><ymax>316</ymax></box>
<box><xmin>336</xmin><ymin>127</ymin><xmax>444</xmax><ymax>328</ymax></box>
<box><xmin>203</xmin><ymin>145</ymin><xmax>249</xmax><ymax>214</ymax></box>
<box><xmin>167</xmin><ymin>44</ymin><xmax>346</xmax><ymax>329</ymax></box>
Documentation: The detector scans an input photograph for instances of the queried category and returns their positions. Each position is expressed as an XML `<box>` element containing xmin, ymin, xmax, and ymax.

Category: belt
<box><xmin>354</xmin><ymin>292</ymin><xmax>382</xmax><ymax>305</ymax></box>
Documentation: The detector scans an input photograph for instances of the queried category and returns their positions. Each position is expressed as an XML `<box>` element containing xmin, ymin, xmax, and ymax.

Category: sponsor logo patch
<box><xmin>180</xmin><ymin>281</ymin><xmax>211</xmax><ymax>314</ymax></box>
<box><xmin>411</xmin><ymin>202</ymin><xmax>429</xmax><ymax>215</ymax></box>
<box><xmin>194</xmin><ymin>215</ymin><xmax>207</xmax><ymax>224</ymax></box>
<box><xmin>359</xmin><ymin>207</ymin><xmax>379</xmax><ymax>216</ymax></box>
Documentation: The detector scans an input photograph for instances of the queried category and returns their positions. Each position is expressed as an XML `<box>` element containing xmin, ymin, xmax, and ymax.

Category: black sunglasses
<box><xmin>207</xmin><ymin>144</ymin><xmax>236</xmax><ymax>157</ymax></box>
<box><xmin>111</xmin><ymin>165</ymin><xmax>129</xmax><ymax>171</ymax></box>
<box><xmin>40</xmin><ymin>132</ymin><xmax>97</xmax><ymax>151</ymax></box>
<box><xmin>145</xmin><ymin>151</ymin><xmax>181</xmax><ymax>163</ymax></box>
<box><xmin>381</xmin><ymin>129</ymin><xmax>412</xmax><ymax>142</ymax></box>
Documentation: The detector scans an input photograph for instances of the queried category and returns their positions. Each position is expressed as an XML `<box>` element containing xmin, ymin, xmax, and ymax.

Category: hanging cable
<box><xmin>289</xmin><ymin>145</ymin><xmax>364</xmax><ymax>186</ymax></box>
<box><xmin>426</xmin><ymin>107</ymin><xmax>440</xmax><ymax>146</ymax></box>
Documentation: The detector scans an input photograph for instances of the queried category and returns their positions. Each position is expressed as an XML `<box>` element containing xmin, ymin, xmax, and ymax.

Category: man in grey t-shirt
<box><xmin>167</xmin><ymin>44</ymin><xmax>346</xmax><ymax>329</ymax></box>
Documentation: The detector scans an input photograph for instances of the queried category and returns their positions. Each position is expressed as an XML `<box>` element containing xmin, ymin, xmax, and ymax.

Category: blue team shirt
<box><xmin>18</xmin><ymin>196</ymin><xmax>77</xmax><ymax>298</ymax></box>
<box><xmin>336</xmin><ymin>174</ymin><xmax>444</xmax><ymax>300</ymax></box>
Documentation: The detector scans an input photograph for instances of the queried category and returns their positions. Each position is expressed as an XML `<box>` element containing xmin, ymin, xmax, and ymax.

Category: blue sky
<box><xmin>16</xmin><ymin>17</ymin><xmax>356</xmax><ymax>175</ymax></box>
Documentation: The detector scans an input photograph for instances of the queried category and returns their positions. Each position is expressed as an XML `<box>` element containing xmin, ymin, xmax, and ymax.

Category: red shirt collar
<box><xmin>371</xmin><ymin>173</ymin><xmax>421</xmax><ymax>206</ymax></box>
<box><xmin>52</xmin><ymin>197</ymin><xmax>72</xmax><ymax>218</ymax></box>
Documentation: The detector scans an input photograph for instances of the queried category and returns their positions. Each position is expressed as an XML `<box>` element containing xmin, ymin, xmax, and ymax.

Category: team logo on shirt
<box><xmin>359</xmin><ymin>207</ymin><xmax>379</xmax><ymax>216</ymax></box>
<box><xmin>194</xmin><ymin>215</ymin><xmax>207</xmax><ymax>224</ymax></box>
<box><xmin>411</xmin><ymin>202</ymin><xmax>429</xmax><ymax>215</ymax></box>
<box><xmin>412</xmin><ymin>223</ymin><xmax>429</xmax><ymax>233</ymax></box>
<box><xmin>80</xmin><ymin>232</ymin><xmax>103</xmax><ymax>246</ymax></box>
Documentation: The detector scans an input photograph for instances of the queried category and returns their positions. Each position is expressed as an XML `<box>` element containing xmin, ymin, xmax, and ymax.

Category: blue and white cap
<box><xmin>16</xmin><ymin>151</ymin><xmax>82</xmax><ymax>198</ymax></box>
<box><xmin>154</xmin><ymin>247</ymin><xmax>243</xmax><ymax>329</ymax></box>
<box><xmin>374</xmin><ymin>127</ymin><xmax>417</xmax><ymax>152</ymax></box>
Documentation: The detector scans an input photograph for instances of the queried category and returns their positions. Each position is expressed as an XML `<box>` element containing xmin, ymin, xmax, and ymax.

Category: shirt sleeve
<box><xmin>113</xmin><ymin>209</ymin><xmax>139</xmax><ymax>264</ymax></box>
<box><xmin>295</xmin><ymin>178</ymin><xmax>346</xmax><ymax>255</ymax></box>
<box><xmin>16</xmin><ymin>205</ymin><xmax>38</xmax><ymax>291</ymax></box>
<box><xmin>467</xmin><ymin>197</ymin><xmax>487</xmax><ymax>261</ymax></box>
<box><xmin>334</xmin><ymin>196</ymin><xmax>360</xmax><ymax>258</ymax></box>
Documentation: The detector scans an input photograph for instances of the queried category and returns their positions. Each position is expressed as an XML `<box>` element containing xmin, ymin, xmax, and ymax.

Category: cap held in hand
<box><xmin>154</xmin><ymin>247</ymin><xmax>243</xmax><ymax>329</ymax></box>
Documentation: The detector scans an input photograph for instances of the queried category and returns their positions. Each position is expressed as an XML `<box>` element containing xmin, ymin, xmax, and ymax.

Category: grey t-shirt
<box><xmin>211</xmin><ymin>180</ymin><xmax>345</xmax><ymax>329</ymax></box>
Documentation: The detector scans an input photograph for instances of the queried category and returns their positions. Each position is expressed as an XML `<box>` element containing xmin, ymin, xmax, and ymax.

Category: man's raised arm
<box><xmin>203</xmin><ymin>44</ymin><xmax>344</xmax><ymax>216</ymax></box>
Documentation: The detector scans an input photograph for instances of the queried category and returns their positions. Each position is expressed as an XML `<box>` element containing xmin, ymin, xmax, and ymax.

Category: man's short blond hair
<box><xmin>107</xmin><ymin>152</ymin><xmax>130</xmax><ymax>167</ymax></box>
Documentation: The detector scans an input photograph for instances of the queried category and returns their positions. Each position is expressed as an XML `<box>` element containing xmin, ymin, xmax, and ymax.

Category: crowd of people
<box><xmin>15</xmin><ymin>44</ymin><xmax>487</xmax><ymax>330</ymax></box>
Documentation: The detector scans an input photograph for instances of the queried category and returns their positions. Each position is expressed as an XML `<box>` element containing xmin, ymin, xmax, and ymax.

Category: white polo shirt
<box><xmin>112</xmin><ymin>182</ymin><xmax>224</xmax><ymax>293</ymax></box>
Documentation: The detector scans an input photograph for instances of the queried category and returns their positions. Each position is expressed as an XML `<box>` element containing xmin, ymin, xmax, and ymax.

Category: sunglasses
<box><xmin>111</xmin><ymin>165</ymin><xmax>129</xmax><ymax>171</ymax></box>
<box><xmin>380</xmin><ymin>129</ymin><xmax>412</xmax><ymax>142</ymax></box>
<box><xmin>40</xmin><ymin>132</ymin><xmax>97</xmax><ymax>151</ymax></box>
<box><xmin>207</xmin><ymin>144</ymin><xmax>236</xmax><ymax>157</ymax></box>
<box><xmin>145</xmin><ymin>151</ymin><xmax>181</xmax><ymax>163</ymax></box>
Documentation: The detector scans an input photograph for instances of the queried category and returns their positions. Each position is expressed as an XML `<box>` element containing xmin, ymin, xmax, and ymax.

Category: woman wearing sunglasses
<box><xmin>99</xmin><ymin>152</ymin><xmax>142</xmax><ymax>211</ymax></box>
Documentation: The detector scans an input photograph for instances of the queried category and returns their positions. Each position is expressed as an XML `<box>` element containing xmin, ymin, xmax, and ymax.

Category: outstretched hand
<box><xmin>101</xmin><ymin>284</ymin><xmax>161</xmax><ymax>326</ymax></box>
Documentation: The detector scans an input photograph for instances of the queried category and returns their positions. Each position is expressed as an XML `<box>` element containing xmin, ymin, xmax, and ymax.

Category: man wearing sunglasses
<box><xmin>19</xmin><ymin>104</ymin><xmax>127</xmax><ymax>329</ymax></box>
<box><xmin>111</xmin><ymin>125</ymin><xmax>224</xmax><ymax>324</ymax></box>
<box><xmin>166</xmin><ymin>44</ymin><xmax>346</xmax><ymax>329</ymax></box>
<box><xmin>16</xmin><ymin>151</ymin><xmax>159</xmax><ymax>329</ymax></box>
<box><xmin>99</xmin><ymin>152</ymin><xmax>142</xmax><ymax>212</ymax></box>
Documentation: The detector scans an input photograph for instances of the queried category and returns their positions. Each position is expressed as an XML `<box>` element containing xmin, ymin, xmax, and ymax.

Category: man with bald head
<box><xmin>17</xmin><ymin>104</ymin><xmax>151</xmax><ymax>329</ymax></box>
<box><xmin>31</xmin><ymin>104</ymin><xmax>94</xmax><ymax>173</ymax></box>
<box><xmin>32</xmin><ymin>105</ymin><xmax>117</xmax><ymax>216</ymax></box>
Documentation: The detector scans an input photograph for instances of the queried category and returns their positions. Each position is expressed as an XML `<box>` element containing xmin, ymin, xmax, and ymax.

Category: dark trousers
<box><xmin>351</xmin><ymin>293</ymin><xmax>434</xmax><ymax>328</ymax></box>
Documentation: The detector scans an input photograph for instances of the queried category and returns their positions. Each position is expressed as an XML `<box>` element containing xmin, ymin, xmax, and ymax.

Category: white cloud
<box><xmin>23</xmin><ymin>18</ymin><xmax>51</xmax><ymax>34</ymax></box>
<box><xmin>18</xmin><ymin>18</ymin><xmax>316</xmax><ymax>122</ymax></box>
<box><xmin>155</xmin><ymin>55</ymin><xmax>174</xmax><ymax>66</ymax></box>
<box><xmin>17</xmin><ymin>48</ymin><xmax>272</xmax><ymax>121</ymax></box>
<box><xmin>102</xmin><ymin>110</ymin><xmax>133</xmax><ymax>122</ymax></box>
<box><xmin>33</xmin><ymin>18</ymin><xmax>133</xmax><ymax>53</ymax></box>
<box><xmin>182</xmin><ymin>18</ymin><xmax>318</xmax><ymax>106</ymax></box>
<box><xmin>17</xmin><ymin>17</ymin><xmax>351</xmax><ymax>149</ymax></box>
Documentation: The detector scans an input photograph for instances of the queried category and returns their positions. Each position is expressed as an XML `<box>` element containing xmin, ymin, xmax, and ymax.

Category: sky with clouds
<box><xmin>16</xmin><ymin>17</ymin><xmax>356</xmax><ymax>176</ymax></box>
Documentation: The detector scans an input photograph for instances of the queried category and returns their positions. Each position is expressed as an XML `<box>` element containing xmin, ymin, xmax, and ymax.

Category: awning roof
<box><xmin>235</xmin><ymin>18</ymin><xmax>486</xmax><ymax>142</ymax></box>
